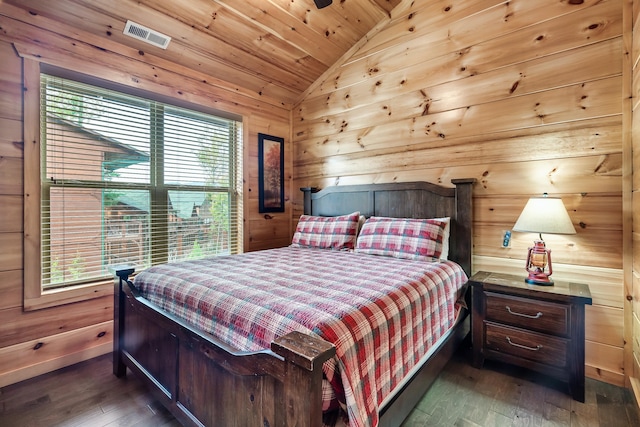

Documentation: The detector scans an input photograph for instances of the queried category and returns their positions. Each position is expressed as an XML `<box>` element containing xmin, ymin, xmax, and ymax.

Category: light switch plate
<box><xmin>502</xmin><ymin>230</ymin><xmax>511</xmax><ymax>248</ymax></box>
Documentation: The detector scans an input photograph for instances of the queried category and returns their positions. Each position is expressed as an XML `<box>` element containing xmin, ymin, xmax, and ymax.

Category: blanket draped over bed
<box><xmin>133</xmin><ymin>246</ymin><xmax>468</xmax><ymax>427</ymax></box>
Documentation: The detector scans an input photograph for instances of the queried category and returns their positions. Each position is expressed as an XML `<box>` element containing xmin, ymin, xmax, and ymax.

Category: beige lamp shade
<box><xmin>513</xmin><ymin>195</ymin><xmax>576</xmax><ymax>235</ymax></box>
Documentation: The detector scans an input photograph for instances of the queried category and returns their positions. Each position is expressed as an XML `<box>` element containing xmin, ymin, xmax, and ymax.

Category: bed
<box><xmin>113</xmin><ymin>178</ymin><xmax>475</xmax><ymax>427</ymax></box>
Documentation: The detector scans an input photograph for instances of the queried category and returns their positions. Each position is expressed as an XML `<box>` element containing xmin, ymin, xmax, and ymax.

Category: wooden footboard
<box><xmin>113</xmin><ymin>268</ymin><xmax>336</xmax><ymax>427</ymax></box>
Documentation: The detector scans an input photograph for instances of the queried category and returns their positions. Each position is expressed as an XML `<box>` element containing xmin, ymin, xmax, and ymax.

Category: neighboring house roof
<box><xmin>113</xmin><ymin>192</ymin><xmax>149</xmax><ymax>213</ymax></box>
<box><xmin>169</xmin><ymin>192</ymin><xmax>208</xmax><ymax>220</ymax></box>
<box><xmin>47</xmin><ymin>113</ymin><xmax>149</xmax><ymax>170</ymax></box>
<box><xmin>113</xmin><ymin>191</ymin><xmax>209</xmax><ymax>221</ymax></box>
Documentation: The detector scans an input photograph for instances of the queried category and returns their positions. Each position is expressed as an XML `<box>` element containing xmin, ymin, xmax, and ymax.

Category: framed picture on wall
<box><xmin>258</xmin><ymin>133</ymin><xmax>284</xmax><ymax>213</ymax></box>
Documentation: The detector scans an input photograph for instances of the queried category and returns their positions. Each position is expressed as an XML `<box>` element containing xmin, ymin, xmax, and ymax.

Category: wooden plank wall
<box><xmin>631</xmin><ymin>0</ymin><xmax>640</xmax><ymax>399</ymax></box>
<box><xmin>0</xmin><ymin>5</ymin><xmax>291</xmax><ymax>386</ymax></box>
<box><xmin>293</xmin><ymin>0</ymin><xmax>627</xmax><ymax>385</ymax></box>
<box><xmin>0</xmin><ymin>0</ymin><xmax>633</xmax><ymax>391</ymax></box>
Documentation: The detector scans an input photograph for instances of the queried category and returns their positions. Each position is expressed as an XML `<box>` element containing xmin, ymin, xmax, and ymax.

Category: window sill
<box><xmin>23</xmin><ymin>280</ymin><xmax>113</xmax><ymax>311</ymax></box>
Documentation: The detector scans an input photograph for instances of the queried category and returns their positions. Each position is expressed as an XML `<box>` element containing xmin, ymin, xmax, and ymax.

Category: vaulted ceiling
<box><xmin>3</xmin><ymin>0</ymin><xmax>403</xmax><ymax>106</ymax></box>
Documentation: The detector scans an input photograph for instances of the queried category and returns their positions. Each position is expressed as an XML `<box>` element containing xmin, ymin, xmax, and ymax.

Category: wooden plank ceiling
<box><xmin>3</xmin><ymin>0</ymin><xmax>401</xmax><ymax>106</ymax></box>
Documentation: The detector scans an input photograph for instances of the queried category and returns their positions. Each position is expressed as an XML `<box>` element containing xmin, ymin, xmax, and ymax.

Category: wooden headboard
<box><xmin>301</xmin><ymin>179</ymin><xmax>475</xmax><ymax>277</ymax></box>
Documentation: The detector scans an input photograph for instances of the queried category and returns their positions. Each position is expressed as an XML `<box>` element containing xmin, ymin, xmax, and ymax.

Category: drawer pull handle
<box><xmin>506</xmin><ymin>306</ymin><xmax>542</xmax><ymax>319</ymax></box>
<box><xmin>506</xmin><ymin>336</ymin><xmax>542</xmax><ymax>351</ymax></box>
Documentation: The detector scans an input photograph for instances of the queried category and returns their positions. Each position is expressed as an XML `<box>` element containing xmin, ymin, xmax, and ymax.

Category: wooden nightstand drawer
<box><xmin>470</xmin><ymin>271</ymin><xmax>591</xmax><ymax>402</ymax></box>
<box><xmin>485</xmin><ymin>292</ymin><xmax>569</xmax><ymax>336</ymax></box>
<box><xmin>485</xmin><ymin>322</ymin><xmax>568</xmax><ymax>368</ymax></box>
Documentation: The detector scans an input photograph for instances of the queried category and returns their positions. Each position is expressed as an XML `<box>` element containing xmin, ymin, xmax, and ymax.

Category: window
<box><xmin>37</xmin><ymin>74</ymin><xmax>242</xmax><ymax>292</ymax></box>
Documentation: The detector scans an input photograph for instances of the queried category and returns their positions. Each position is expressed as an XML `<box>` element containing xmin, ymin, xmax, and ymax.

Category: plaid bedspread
<box><xmin>133</xmin><ymin>246</ymin><xmax>468</xmax><ymax>427</ymax></box>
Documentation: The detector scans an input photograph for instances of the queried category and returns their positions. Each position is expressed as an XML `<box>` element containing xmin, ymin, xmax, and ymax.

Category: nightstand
<box><xmin>469</xmin><ymin>271</ymin><xmax>592</xmax><ymax>402</ymax></box>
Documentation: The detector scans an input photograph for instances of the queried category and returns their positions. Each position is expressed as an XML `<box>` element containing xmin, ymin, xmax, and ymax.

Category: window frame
<box><xmin>23</xmin><ymin>61</ymin><xmax>244</xmax><ymax>311</ymax></box>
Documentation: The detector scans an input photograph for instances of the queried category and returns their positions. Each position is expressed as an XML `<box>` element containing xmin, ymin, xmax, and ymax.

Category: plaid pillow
<box><xmin>355</xmin><ymin>216</ymin><xmax>448</xmax><ymax>261</ymax></box>
<box><xmin>291</xmin><ymin>211</ymin><xmax>360</xmax><ymax>250</ymax></box>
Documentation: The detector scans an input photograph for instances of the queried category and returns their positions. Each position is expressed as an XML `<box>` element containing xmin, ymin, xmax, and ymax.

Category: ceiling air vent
<box><xmin>123</xmin><ymin>20</ymin><xmax>171</xmax><ymax>49</ymax></box>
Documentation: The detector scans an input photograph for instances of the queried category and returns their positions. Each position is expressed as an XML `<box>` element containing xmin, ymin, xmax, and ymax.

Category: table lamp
<box><xmin>512</xmin><ymin>194</ymin><xmax>576</xmax><ymax>285</ymax></box>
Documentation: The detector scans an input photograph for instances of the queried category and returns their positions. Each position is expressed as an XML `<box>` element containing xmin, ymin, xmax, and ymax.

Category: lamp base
<box><xmin>524</xmin><ymin>276</ymin><xmax>554</xmax><ymax>286</ymax></box>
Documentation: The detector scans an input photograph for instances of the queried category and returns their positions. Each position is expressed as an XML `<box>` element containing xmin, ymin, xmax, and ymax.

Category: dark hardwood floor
<box><xmin>0</xmin><ymin>354</ymin><xmax>181</xmax><ymax>427</ymax></box>
<box><xmin>402</xmin><ymin>347</ymin><xmax>640</xmax><ymax>427</ymax></box>
<box><xmin>1</xmin><ymin>346</ymin><xmax>638</xmax><ymax>427</ymax></box>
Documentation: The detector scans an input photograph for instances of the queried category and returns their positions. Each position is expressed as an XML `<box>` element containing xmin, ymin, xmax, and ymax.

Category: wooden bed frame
<box><xmin>113</xmin><ymin>178</ymin><xmax>475</xmax><ymax>427</ymax></box>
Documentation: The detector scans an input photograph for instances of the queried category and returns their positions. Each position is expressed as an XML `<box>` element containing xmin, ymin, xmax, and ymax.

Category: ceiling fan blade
<box><xmin>314</xmin><ymin>0</ymin><xmax>333</xmax><ymax>9</ymax></box>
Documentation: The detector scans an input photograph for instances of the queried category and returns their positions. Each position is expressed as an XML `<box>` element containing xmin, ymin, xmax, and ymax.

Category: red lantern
<box><xmin>524</xmin><ymin>239</ymin><xmax>553</xmax><ymax>285</ymax></box>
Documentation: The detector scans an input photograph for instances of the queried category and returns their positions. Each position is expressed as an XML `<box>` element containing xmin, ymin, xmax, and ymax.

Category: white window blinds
<box><xmin>40</xmin><ymin>74</ymin><xmax>243</xmax><ymax>290</ymax></box>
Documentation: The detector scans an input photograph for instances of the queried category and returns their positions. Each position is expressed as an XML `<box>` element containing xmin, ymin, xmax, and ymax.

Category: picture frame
<box><xmin>258</xmin><ymin>133</ymin><xmax>284</xmax><ymax>213</ymax></box>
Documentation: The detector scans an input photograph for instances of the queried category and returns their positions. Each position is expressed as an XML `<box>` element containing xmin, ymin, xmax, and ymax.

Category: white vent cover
<box><xmin>123</xmin><ymin>20</ymin><xmax>171</xmax><ymax>49</ymax></box>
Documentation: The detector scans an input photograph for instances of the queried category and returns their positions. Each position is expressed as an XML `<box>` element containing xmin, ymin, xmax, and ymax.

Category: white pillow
<box><xmin>432</xmin><ymin>217</ymin><xmax>450</xmax><ymax>260</ymax></box>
